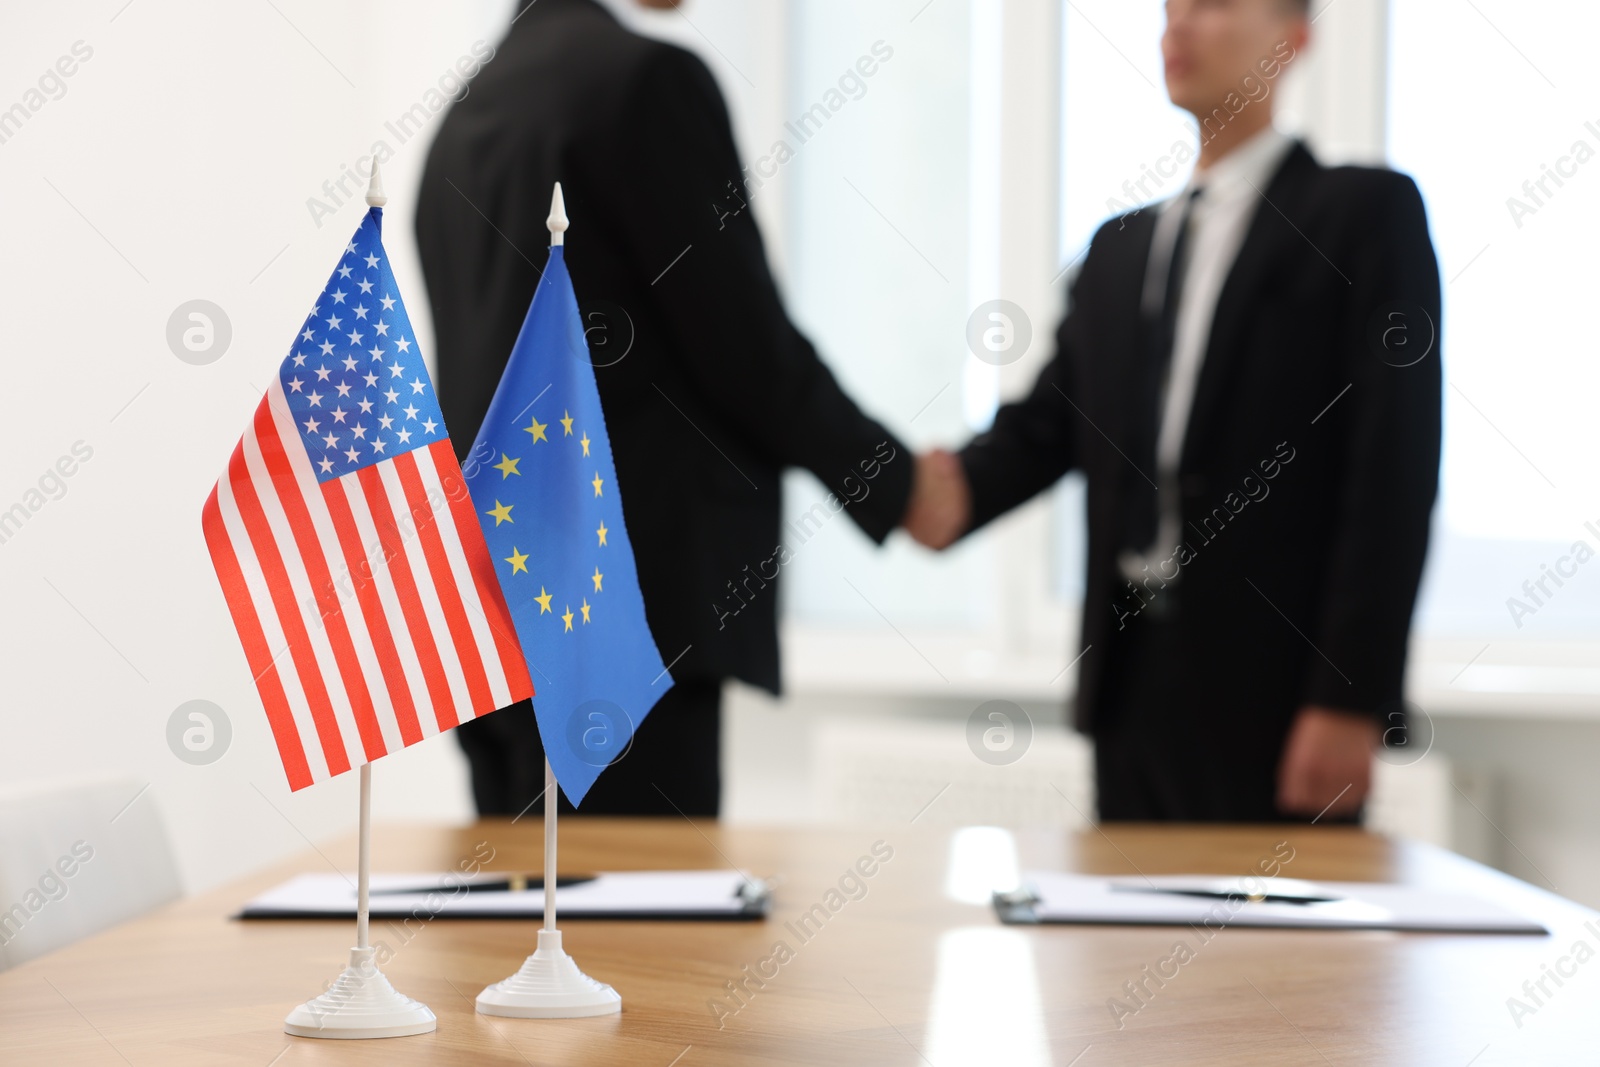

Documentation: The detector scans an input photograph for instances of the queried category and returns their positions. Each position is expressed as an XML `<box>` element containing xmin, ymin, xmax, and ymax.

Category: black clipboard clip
<box><xmin>993</xmin><ymin>884</ymin><xmax>1042</xmax><ymax>924</ymax></box>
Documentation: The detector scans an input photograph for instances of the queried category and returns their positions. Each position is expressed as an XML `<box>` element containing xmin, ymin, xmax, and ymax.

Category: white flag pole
<box><xmin>543</xmin><ymin>181</ymin><xmax>567</xmax><ymax>941</ymax></box>
<box><xmin>544</xmin><ymin>758</ymin><xmax>559</xmax><ymax>933</ymax></box>
<box><xmin>283</xmin><ymin>760</ymin><xmax>436</xmax><ymax>1038</ymax></box>
<box><xmin>282</xmin><ymin>162</ymin><xmax>437</xmax><ymax>1041</ymax></box>
<box><xmin>356</xmin><ymin>762</ymin><xmax>372</xmax><ymax>950</ymax></box>
<box><xmin>477</xmin><ymin>182</ymin><xmax>621</xmax><ymax>1019</ymax></box>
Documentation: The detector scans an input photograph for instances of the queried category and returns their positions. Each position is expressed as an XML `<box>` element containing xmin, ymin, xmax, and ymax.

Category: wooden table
<box><xmin>1</xmin><ymin>820</ymin><xmax>1593</xmax><ymax>1065</ymax></box>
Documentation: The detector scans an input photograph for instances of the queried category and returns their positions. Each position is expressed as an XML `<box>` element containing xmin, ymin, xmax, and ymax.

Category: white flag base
<box><xmin>284</xmin><ymin>945</ymin><xmax>438</xmax><ymax>1040</ymax></box>
<box><xmin>475</xmin><ymin>929</ymin><xmax>621</xmax><ymax>1018</ymax></box>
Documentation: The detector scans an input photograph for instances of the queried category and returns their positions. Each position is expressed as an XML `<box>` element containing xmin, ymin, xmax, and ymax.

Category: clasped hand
<box><xmin>903</xmin><ymin>449</ymin><xmax>970</xmax><ymax>549</ymax></box>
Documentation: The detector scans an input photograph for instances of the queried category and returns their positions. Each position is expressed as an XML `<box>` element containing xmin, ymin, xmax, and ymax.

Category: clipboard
<box><xmin>238</xmin><ymin>870</ymin><xmax>771</xmax><ymax>921</ymax></box>
<box><xmin>994</xmin><ymin>873</ymin><xmax>1547</xmax><ymax>934</ymax></box>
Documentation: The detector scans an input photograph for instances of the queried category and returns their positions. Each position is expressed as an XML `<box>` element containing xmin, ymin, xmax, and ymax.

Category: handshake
<box><xmin>902</xmin><ymin>449</ymin><xmax>972</xmax><ymax>550</ymax></box>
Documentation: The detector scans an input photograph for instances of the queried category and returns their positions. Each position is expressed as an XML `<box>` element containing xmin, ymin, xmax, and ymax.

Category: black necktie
<box><xmin>1123</xmin><ymin>187</ymin><xmax>1202</xmax><ymax>553</ymax></box>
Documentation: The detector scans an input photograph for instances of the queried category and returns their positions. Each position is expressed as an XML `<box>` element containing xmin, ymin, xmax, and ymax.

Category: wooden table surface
<box><xmin>0</xmin><ymin>819</ymin><xmax>1593</xmax><ymax>1066</ymax></box>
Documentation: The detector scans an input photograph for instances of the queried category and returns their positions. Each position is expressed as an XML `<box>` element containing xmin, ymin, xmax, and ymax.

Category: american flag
<box><xmin>203</xmin><ymin>207</ymin><xmax>532</xmax><ymax>791</ymax></box>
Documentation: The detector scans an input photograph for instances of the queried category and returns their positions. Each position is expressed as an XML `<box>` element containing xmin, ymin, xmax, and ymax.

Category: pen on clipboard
<box><xmin>1110</xmin><ymin>885</ymin><xmax>1340</xmax><ymax>906</ymax></box>
<box><xmin>371</xmin><ymin>874</ymin><xmax>596</xmax><ymax>896</ymax></box>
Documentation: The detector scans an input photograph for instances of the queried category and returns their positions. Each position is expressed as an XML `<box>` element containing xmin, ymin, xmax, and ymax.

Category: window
<box><xmin>1389</xmin><ymin>0</ymin><xmax>1600</xmax><ymax>636</ymax></box>
<box><xmin>780</xmin><ymin>0</ymin><xmax>999</xmax><ymax>633</ymax></box>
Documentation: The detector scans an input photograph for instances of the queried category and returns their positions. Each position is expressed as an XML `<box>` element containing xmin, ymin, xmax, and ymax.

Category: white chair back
<box><xmin>0</xmin><ymin>777</ymin><xmax>181</xmax><ymax>971</ymax></box>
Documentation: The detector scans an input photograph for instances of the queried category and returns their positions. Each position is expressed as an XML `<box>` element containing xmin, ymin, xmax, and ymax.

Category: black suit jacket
<box><xmin>416</xmin><ymin>0</ymin><xmax>912</xmax><ymax>694</ymax></box>
<box><xmin>962</xmin><ymin>142</ymin><xmax>1441</xmax><ymax>736</ymax></box>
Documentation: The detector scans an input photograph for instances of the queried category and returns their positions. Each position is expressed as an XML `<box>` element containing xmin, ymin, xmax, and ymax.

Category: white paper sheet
<box><xmin>997</xmin><ymin>873</ymin><xmax>1546</xmax><ymax>933</ymax></box>
<box><xmin>239</xmin><ymin>870</ymin><xmax>766</xmax><ymax>920</ymax></box>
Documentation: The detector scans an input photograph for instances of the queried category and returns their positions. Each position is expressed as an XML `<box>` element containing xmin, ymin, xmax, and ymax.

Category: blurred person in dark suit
<box><xmin>418</xmin><ymin>0</ymin><xmax>937</xmax><ymax>818</ymax></box>
<box><xmin>905</xmin><ymin>0</ymin><xmax>1441</xmax><ymax>822</ymax></box>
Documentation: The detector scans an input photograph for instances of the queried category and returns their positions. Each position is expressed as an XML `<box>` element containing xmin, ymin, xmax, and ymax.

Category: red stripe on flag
<box><xmin>202</xmin><ymin>487</ymin><xmax>313</xmax><ymax>790</ymax></box>
<box><xmin>356</xmin><ymin>464</ymin><xmax>457</xmax><ymax>732</ymax></box>
<box><xmin>227</xmin><ymin>442</ymin><xmax>351</xmax><ymax>777</ymax></box>
<box><xmin>431</xmin><ymin>440</ymin><xmax>534</xmax><ymax>707</ymax></box>
<box><xmin>321</xmin><ymin>482</ymin><xmax>425</xmax><ymax>748</ymax></box>
<box><xmin>253</xmin><ymin>404</ymin><xmax>387</xmax><ymax>763</ymax></box>
<box><xmin>393</xmin><ymin>449</ymin><xmax>495</xmax><ymax>721</ymax></box>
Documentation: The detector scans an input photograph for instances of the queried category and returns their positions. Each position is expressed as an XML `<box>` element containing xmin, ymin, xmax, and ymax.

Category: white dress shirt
<box><xmin>1120</xmin><ymin>125</ymin><xmax>1295</xmax><ymax>584</ymax></box>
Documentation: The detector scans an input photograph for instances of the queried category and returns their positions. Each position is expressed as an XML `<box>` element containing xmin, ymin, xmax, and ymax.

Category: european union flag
<box><xmin>464</xmin><ymin>229</ymin><xmax>672</xmax><ymax>806</ymax></box>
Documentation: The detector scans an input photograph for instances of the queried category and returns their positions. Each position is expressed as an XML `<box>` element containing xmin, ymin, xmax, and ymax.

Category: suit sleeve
<box><xmin>956</xmin><ymin>258</ymin><xmax>1091</xmax><ymax>531</ymax></box>
<box><xmin>598</xmin><ymin>46</ymin><xmax>911</xmax><ymax>543</ymax></box>
<box><xmin>1302</xmin><ymin>175</ymin><xmax>1442</xmax><ymax>719</ymax></box>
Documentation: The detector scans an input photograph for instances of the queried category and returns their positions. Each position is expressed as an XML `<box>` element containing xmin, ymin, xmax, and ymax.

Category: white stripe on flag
<box><xmin>212</xmin><ymin>453</ymin><xmax>331</xmax><ymax>782</ymax></box>
<box><xmin>239</xmin><ymin>407</ymin><xmax>365</xmax><ymax>773</ymax></box>
<box><xmin>335</xmin><ymin>474</ymin><xmax>438</xmax><ymax>740</ymax></box>
<box><xmin>375</xmin><ymin>461</ymin><xmax>475</xmax><ymax>729</ymax></box>
<box><xmin>264</xmin><ymin>383</ymin><xmax>405</xmax><ymax>759</ymax></box>
<box><xmin>412</xmin><ymin>444</ymin><xmax>515</xmax><ymax>711</ymax></box>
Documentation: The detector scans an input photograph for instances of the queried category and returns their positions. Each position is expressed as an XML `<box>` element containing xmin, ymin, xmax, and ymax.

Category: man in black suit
<box><xmin>417</xmin><ymin>0</ymin><xmax>920</xmax><ymax>817</ymax></box>
<box><xmin>906</xmin><ymin>0</ymin><xmax>1441</xmax><ymax>822</ymax></box>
